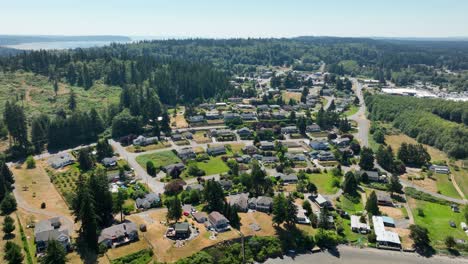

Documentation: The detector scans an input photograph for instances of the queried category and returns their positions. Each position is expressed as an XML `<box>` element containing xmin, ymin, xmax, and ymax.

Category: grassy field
<box><xmin>307</xmin><ymin>172</ymin><xmax>339</xmax><ymax>194</ymax></box>
<box><xmin>281</xmin><ymin>91</ymin><xmax>301</xmax><ymax>104</ymax></box>
<box><xmin>410</xmin><ymin>198</ymin><xmax>466</xmax><ymax>248</ymax></box>
<box><xmin>338</xmin><ymin>194</ymin><xmax>364</xmax><ymax>214</ymax></box>
<box><xmin>385</xmin><ymin>134</ymin><xmax>447</xmax><ymax>162</ymax></box>
<box><xmin>453</xmin><ymin>167</ymin><xmax>468</xmax><ymax>198</ymax></box>
<box><xmin>136</xmin><ymin>150</ymin><xmax>181</xmax><ymax>169</ymax></box>
<box><xmin>0</xmin><ymin>71</ymin><xmax>121</xmax><ymax>118</ymax></box>
<box><xmin>191</xmin><ymin>157</ymin><xmax>229</xmax><ymax>175</ymax></box>
<box><xmin>434</xmin><ymin>173</ymin><xmax>461</xmax><ymax>199</ymax></box>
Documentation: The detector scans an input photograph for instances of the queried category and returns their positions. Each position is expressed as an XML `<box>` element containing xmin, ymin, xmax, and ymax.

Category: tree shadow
<box><xmin>3</xmin><ymin>233</ymin><xmax>16</xmax><ymax>240</ymax></box>
<box><xmin>415</xmin><ymin>245</ymin><xmax>436</xmax><ymax>257</ymax></box>
<box><xmin>327</xmin><ymin>247</ymin><xmax>341</xmax><ymax>258</ymax></box>
<box><xmin>448</xmin><ymin>248</ymin><xmax>460</xmax><ymax>256</ymax></box>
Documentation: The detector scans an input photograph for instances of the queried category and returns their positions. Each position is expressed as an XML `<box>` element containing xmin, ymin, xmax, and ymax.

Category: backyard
<box><xmin>306</xmin><ymin>172</ymin><xmax>339</xmax><ymax>195</ymax></box>
<box><xmin>188</xmin><ymin>157</ymin><xmax>230</xmax><ymax>176</ymax></box>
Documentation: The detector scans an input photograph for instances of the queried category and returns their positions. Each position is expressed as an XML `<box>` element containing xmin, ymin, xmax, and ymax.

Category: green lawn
<box><xmin>452</xmin><ymin>166</ymin><xmax>468</xmax><ymax>198</ymax></box>
<box><xmin>411</xmin><ymin>199</ymin><xmax>466</xmax><ymax>248</ymax></box>
<box><xmin>136</xmin><ymin>150</ymin><xmax>181</xmax><ymax>168</ymax></box>
<box><xmin>434</xmin><ymin>173</ymin><xmax>461</xmax><ymax>199</ymax></box>
<box><xmin>192</xmin><ymin>157</ymin><xmax>229</xmax><ymax>175</ymax></box>
<box><xmin>338</xmin><ymin>194</ymin><xmax>364</xmax><ymax>214</ymax></box>
<box><xmin>307</xmin><ymin>172</ymin><xmax>339</xmax><ymax>195</ymax></box>
<box><xmin>344</xmin><ymin>105</ymin><xmax>359</xmax><ymax>117</ymax></box>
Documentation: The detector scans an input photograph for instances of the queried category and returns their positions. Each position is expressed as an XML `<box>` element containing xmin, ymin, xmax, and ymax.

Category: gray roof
<box><xmin>48</xmin><ymin>152</ymin><xmax>75</xmax><ymax>168</ymax></box>
<box><xmin>208</xmin><ymin>211</ymin><xmax>229</xmax><ymax>224</ymax></box>
<box><xmin>175</xmin><ymin>222</ymin><xmax>190</xmax><ymax>232</ymax></box>
<box><xmin>34</xmin><ymin>218</ymin><xmax>69</xmax><ymax>243</ymax></box>
<box><xmin>136</xmin><ymin>193</ymin><xmax>161</xmax><ymax>209</ymax></box>
<box><xmin>256</xmin><ymin>196</ymin><xmax>273</xmax><ymax>206</ymax></box>
<box><xmin>98</xmin><ymin>222</ymin><xmax>138</xmax><ymax>243</ymax></box>
<box><xmin>229</xmin><ymin>193</ymin><xmax>249</xmax><ymax>210</ymax></box>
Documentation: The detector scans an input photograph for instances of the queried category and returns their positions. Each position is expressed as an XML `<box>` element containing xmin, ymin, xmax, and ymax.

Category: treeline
<box><xmin>366</xmin><ymin>95</ymin><xmax>468</xmax><ymax>159</ymax></box>
<box><xmin>366</xmin><ymin>95</ymin><xmax>468</xmax><ymax>125</ymax></box>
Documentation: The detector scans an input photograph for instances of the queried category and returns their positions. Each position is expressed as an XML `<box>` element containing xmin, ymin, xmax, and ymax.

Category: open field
<box><xmin>227</xmin><ymin>143</ymin><xmax>245</xmax><ymax>154</ymax></box>
<box><xmin>193</xmin><ymin>131</ymin><xmax>211</xmax><ymax>144</ymax></box>
<box><xmin>192</xmin><ymin>157</ymin><xmax>229</xmax><ymax>175</ymax></box>
<box><xmin>0</xmin><ymin>71</ymin><xmax>121</xmax><ymax>119</ymax></box>
<box><xmin>385</xmin><ymin>134</ymin><xmax>447</xmax><ymax>162</ymax></box>
<box><xmin>307</xmin><ymin>172</ymin><xmax>339</xmax><ymax>194</ymax></box>
<box><xmin>409</xmin><ymin>198</ymin><xmax>466</xmax><ymax>248</ymax></box>
<box><xmin>337</xmin><ymin>194</ymin><xmax>363</xmax><ymax>214</ymax></box>
<box><xmin>136</xmin><ymin>150</ymin><xmax>181</xmax><ymax>168</ymax></box>
<box><xmin>453</xmin><ymin>167</ymin><xmax>468</xmax><ymax>198</ymax></box>
<box><xmin>126</xmin><ymin>141</ymin><xmax>171</xmax><ymax>153</ymax></box>
<box><xmin>239</xmin><ymin>211</ymin><xmax>276</xmax><ymax>237</ymax></box>
<box><xmin>171</xmin><ymin>114</ymin><xmax>189</xmax><ymax>129</ymax></box>
<box><xmin>434</xmin><ymin>173</ymin><xmax>461</xmax><ymax>199</ymax></box>
<box><xmin>282</xmin><ymin>91</ymin><xmax>301</xmax><ymax>103</ymax></box>
<box><xmin>12</xmin><ymin>161</ymin><xmax>74</xmax><ymax>219</ymax></box>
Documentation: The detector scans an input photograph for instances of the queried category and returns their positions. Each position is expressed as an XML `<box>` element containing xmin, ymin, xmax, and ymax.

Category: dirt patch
<box><xmin>171</xmin><ymin>115</ymin><xmax>189</xmax><ymax>129</ymax></box>
<box><xmin>386</xmin><ymin>134</ymin><xmax>447</xmax><ymax>162</ymax></box>
<box><xmin>389</xmin><ymin>227</ymin><xmax>413</xmax><ymax>250</ymax></box>
<box><xmin>401</xmin><ymin>174</ymin><xmax>438</xmax><ymax>193</ymax></box>
<box><xmin>239</xmin><ymin>212</ymin><xmax>275</xmax><ymax>237</ymax></box>
<box><xmin>379</xmin><ymin>206</ymin><xmax>404</xmax><ymax>219</ymax></box>
<box><xmin>127</xmin><ymin>209</ymin><xmax>239</xmax><ymax>263</ymax></box>
<box><xmin>11</xmin><ymin>162</ymin><xmax>74</xmax><ymax>223</ymax></box>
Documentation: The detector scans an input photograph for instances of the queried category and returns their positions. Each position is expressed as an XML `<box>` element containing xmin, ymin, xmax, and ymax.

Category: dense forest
<box><xmin>366</xmin><ymin>94</ymin><xmax>468</xmax><ymax>159</ymax></box>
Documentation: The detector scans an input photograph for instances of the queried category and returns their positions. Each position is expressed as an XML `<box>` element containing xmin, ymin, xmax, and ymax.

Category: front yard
<box><xmin>306</xmin><ymin>172</ymin><xmax>339</xmax><ymax>195</ymax></box>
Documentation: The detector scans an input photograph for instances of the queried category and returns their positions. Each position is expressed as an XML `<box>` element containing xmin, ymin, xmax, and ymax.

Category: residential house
<box><xmin>381</xmin><ymin>216</ymin><xmax>396</xmax><ymax>227</ymax></box>
<box><xmin>356</xmin><ymin>170</ymin><xmax>386</xmax><ymax>183</ymax></box>
<box><xmin>285</xmin><ymin>153</ymin><xmax>306</xmax><ymax>162</ymax></box>
<box><xmin>236</xmin><ymin>155</ymin><xmax>251</xmax><ymax>164</ymax></box>
<box><xmin>171</xmin><ymin>134</ymin><xmax>183</xmax><ymax>141</ymax></box>
<box><xmin>259</xmin><ymin>141</ymin><xmax>275</xmax><ymax>151</ymax></box>
<box><xmin>102</xmin><ymin>157</ymin><xmax>118</xmax><ymax>167</ymax></box>
<box><xmin>215</xmin><ymin>102</ymin><xmax>228</xmax><ymax>108</ymax></box>
<box><xmin>207</xmin><ymin>211</ymin><xmax>230</xmax><ymax>232</ymax></box>
<box><xmin>257</xmin><ymin>105</ymin><xmax>269</xmax><ymax>112</ymax></box>
<box><xmin>174</xmin><ymin>222</ymin><xmax>191</xmax><ymax>239</ymax></box>
<box><xmin>306</xmin><ymin>124</ymin><xmax>321</xmax><ymax>133</ymax></box>
<box><xmin>207</xmin><ymin>145</ymin><xmax>227</xmax><ymax>156</ymax></box>
<box><xmin>309</xmin><ymin>140</ymin><xmax>329</xmax><ymax>150</ymax></box>
<box><xmin>228</xmin><ymin>97</ymin><xmax>243</xmax><ymax>103</ymax></box>
<box><xmin>192</xmin><ymin>212</ymin><xmax>208</xmax><ymax>223</ymax></box>
<box><xmin>223</xmin><ymin>113</ymin><xmax>241</xmax><ymax>121</ymax></box>
<box><xmin>242</xmin><ymin>145</ymin><xmax>259</xmax><ymax>155</ymax></box>
<box><xmin>98</xmin><ymin>222</ymin><xmax>139</xmax><ymax>248</ymax></box>
<box><xmin>206</xmin><ymin>111</ymin><xmax>222</xmax><ymax>120</ymax></box>
<box><xmin>229</xmin><ymin>193</ymin><xmax>249</xmax><ymax>212</ymax></box>
<box><xmin>34</xmin><ymin>217</ymin><xmax>70</xmax><ymax>253</ymax></box>
<box><xmin>376</xmin><ymin>191</ymin><xmax>393</xmax><ymax>206</ymax></box>
<box><xmin>332</xmin><ymin>137</ymin><xmax>350</xmax><ymax>147</ymax></box>
<box><xmin>313</xmin><ymin>194</ymin><xmax>332</xmax><ymax>209</ymax></box>
<box><xmin>219</xmin><ymin>180</ymin><xmax>233</xmax><ymax>190</ymax></box>
<box><xmin>277</xmin><ymin>173</ymin><xmax>298</xmax><ymax>184</ymax></box>
<box><xmin>136</xmin><ymin>193</ymin><xmax>161</xmax><ymax>210</ymax></box>
<box><xmin>163</xmin><ymin>163</ymin><xmax>186</xmax><ymax>174</ymax></box>
<box><xmin>177</xmin><ymin>148</ymin><xmax>196</xmax><ymax>160</ymax></box>
<box><xmin>188</xmin><ymin>115</ymin><xmax>205</xmax><ymax>124</ymax></box>
<box><xmin>48</xmin><ymin>152</ymin><xmax>75</xmax><ymax>169</ymax></box>
<box><xmin>351</xmin><ymin>215</ymin><xmax>370</xmax><ymax>234</ymax></box>
<box><xmin>281</xmin><ymin>126</ymin><xmax>298</xmax><ymax>134</ymax></box>
<box><xmin>186</xmin><ymin>183</ymin><xmax>204</xmax><ymax>192</ymax></box>
<box><xmin>317</xmin><ymin>151</ymin><xmax>335</xmax><ymax>161</ymax></box>
<box><xmin>429</xmin><ymin>165</ymin><xmax>450</xmax><ymax>174</ymax></box>
<box><xmin>372</xmin><ymin>216</ymin><xmax>401</xmax><ymax>249</ymax></box>
<box><xmin>296</xmin><ymin>208</ymin><xmax>311</xmax><ymax>224</ymax></box>
<box><xmin>237</xmin><ymin>127</ymin><xmax>253</xmax><ymax>138</ymax></box>
<box><xmin>262</xmin><ymin>156</ymin><xmax>279</xmax><ymax>164</ymax></box>
<box><xmin>249</xmin><ymin>196</ymin><xmax>273</xmax><ymax>212</ymax></box>
<box><xmin>241</xmin><ymin>113</ymin><xmax>257</xmax><ymax>121</ymax></box>
<box><xmin>133</xmin><ymin>135</ymin><xmax>158</xmax><ymax>146</ymax></box>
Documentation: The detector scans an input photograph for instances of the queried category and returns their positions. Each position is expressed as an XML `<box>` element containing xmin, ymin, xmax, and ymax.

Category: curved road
<box><xmin>266</xmin><ymin>246</ymin><xmax>468</xmax><ymax>264</ymax></box>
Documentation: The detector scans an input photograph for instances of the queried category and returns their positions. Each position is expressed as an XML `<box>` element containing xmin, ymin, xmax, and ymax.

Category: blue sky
<box><xmin>1</xmin><ymin>0</ymin><xmax>467</xmax><ymax>37</ymax></box>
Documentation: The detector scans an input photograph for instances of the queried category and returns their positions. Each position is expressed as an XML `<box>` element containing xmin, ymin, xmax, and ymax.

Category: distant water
<box><xmin>4</xmin><ymin>40</ymin><xmax>131</xmax><ymax>50</ymax></box>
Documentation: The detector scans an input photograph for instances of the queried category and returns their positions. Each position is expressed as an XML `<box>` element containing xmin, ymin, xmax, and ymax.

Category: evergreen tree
<box><xmin>342</xmin><ymin>171</ymin><xmax>358</xmax><ymax>196</ymax></box>
<box><xmin>96</xmin><ymin>139</ymin><xmax>113</xmax><ymax>161</ymax></box>
<box><xmin>3</xmin><ymin>102</ymin><xmax>29</xmax><ymax>149</ymax></box>
<box><xmin>251</xmin><ymin>160</ymin><xmax>267</xmax><ymax>196</ymax></box>
<box><xmin>272</xmin><ymin>193</ymin><xmax>287</xmax><ymax>226</ymax></box>
<box><xmin>40</xmin><ymin>239</ymin><xmax>67</xmax><ymax>264</ymax></box>
<box><xmin>0</xmin><ymin>194</ymin><xmax>17</xmax><ymax>215</ymax></box>
<box><xmin>359</xmin><ymin>147</ymin><xmax>374</xmax><ymax>170</ymax></box>
<box><xmin>376</xmin><ymin>145</ymin><xmax>394</xmax><ymax>172</ymax></box>
<box><xmin>285</xmin><ymin>194</ymin><xmax>298</xmax><ymax>227</ymax></box>
<box><xmin>387</xmin><ymin>175</ymin><xmax>403</xmax><ymax>195</ymax></box>
<box><xmin>31</xmin><ymin>114</ymin><xmax>50</xmax><ymax>153</ymax></box>
<box><xmin>2</xmin><ymin>215</ymin><xmax>15</xmax><ymax>237</ymax></box>
<box><xmin>166</xmin><ymin>197</ymin><xmax>182</xmax><ymax>222</ymax></box>
<box><xmin>53</xmin><ymin>80</ymin><xmax>59</xmax><ymax>96</ymax></box>
<box><xmin>146</xmin><ymin>161</ymin><xmax>156</xmax><ymax>176</ymax></box>
<box><xmin>203</xmin><ymin>179</ymin><xmax>225</xmax><ymax>212</ymax></box>
<box><xmin>318</xmin><ymin>207</ymin><xmax>331</xmax><ymax>229</ymax></box>
<box><xmin>88</xmin><ymin>168</ymin><xmax>114</xmax><ymax>227</ymax></box>
<box><xmin>409</xmin><ymin>224</ymin><xmax>432</xmax><ymax>254</ymax></box>
<box><xmin>78</xmin><ymin>189</ymin><xmax>98</xmax><ymax>252</ymax></box>
<box><xmin>68</xmin><ymin>89</ymin><xmax>77</xmax><ymax>111</ymax></box>
<box><xmin>3</xmin><ymin>241</ymin><xmax>23</xmax><ymax>264</ymax></box>
<box><xmin>365</xmin><ymin>191</ymin><xmax>380</xmax><ymax>215</ymax></box>
<box><xmin>300</xmin><ymin>87</ymin><xmax>309</xmax><ymax>103</ymax></box>
<box><xmin>296</xmin><ymin>116</ymin><xmax>307</xmax><ymax>135</ymax></box>
<box><xmin>161</xmin><ymin>110</ymin><xmax>171</xmax><ymax>134</ymax></box>
<box><xmin>77</xmin><ymin>148</ymin><xmax>94</xmax><ymax>171</ymax></box>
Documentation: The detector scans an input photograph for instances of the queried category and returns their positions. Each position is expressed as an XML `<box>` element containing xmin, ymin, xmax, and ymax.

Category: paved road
<box><xmin>348</xmin><ymin>80</ymin><xmax>370</xmax><ymax>147</ymax></box>
<box><xmin>266</xmin><ymin>246</ymin><xmax>468</xmax><ymax>264</ymax></box>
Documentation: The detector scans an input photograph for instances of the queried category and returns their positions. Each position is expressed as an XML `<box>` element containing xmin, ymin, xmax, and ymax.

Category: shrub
<box><xmin>41</xmin><ymin>202</ymin><xmax>46</xmax><ymax>209</ymax></box>
<box><xmin>26</xmin><ymin>156</ymin><xmax>36</xmax><ymax>169</ymax></box>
